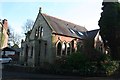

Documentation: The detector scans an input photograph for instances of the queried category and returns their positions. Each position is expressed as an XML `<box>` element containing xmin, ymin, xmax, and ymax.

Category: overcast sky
<box><xmin>0</xmin><ymin>0</ymin><xmax>103</xmax><ymax>38</ymax></box>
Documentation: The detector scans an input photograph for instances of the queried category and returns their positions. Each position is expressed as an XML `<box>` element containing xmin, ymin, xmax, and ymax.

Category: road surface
<box><xmin>1</xmin><ymin>70</ymin><xmax>120</xmax><ymax>80</ymax></box>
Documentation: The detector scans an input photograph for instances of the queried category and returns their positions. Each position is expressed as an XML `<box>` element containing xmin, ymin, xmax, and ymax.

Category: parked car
<box><xmin>0</xmin><ymin>56</ymin><xmax>12</xmax><ymax>64</ymax></box>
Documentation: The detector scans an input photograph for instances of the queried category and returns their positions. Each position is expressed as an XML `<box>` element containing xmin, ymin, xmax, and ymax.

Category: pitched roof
<box><xmin>42</xmin><ymin>13</ymin><xmax>87</xmax><ymax>38</ymax></box>
<box><xmin>84</xmin><ymin>29</ymin><xmax>100</xmax><ymax>39</ymax></box>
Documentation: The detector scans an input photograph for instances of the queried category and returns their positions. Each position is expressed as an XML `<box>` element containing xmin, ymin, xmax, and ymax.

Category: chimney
<box><xmin>2</xmin><ymin>19</ymin><xmax>8</xmax><ymax>30</ymax></box>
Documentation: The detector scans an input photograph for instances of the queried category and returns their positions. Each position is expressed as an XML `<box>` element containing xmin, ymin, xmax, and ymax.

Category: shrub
<box><xmin>101</xmin><ymin>61</ymin><xmax>119</xmax><ymax>76</ymax></box>
<box><xmin>99</xmin><ymin>54</ymin><xmax>119</xmax><ymax>76</ymax></box>
<box><xmin>65</xmin><ymin>52</ymin><xmax>87</xmax><ymax>70</ymax></box>
<box><xmin>54</xmin><ymin>52</ymin><xmax>119</xmax><ymax>76</ymax></box>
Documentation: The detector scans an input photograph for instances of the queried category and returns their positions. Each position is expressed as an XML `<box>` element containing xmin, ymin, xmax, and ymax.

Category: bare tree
<box><xmin>8</xmin><ymin>26</ymin><xmax>21</xmax><ymax>47</ymax></box>
<box><xmin>23</xmin><ymin>19</ymin><xmax>34</xmax><ymax>33</ymax></box>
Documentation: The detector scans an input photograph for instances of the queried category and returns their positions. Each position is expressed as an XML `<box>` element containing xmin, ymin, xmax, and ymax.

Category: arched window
<box><xmin>62</xmin><ymin>42</ymin><xmax>67</xmax><ymax>56</ymax></box>
<box><xmin>67</xmin><ymin>43</ymin><xmax>71</xmax><ymax>55</ymax></box>
<box><xmin>38</xmin><ymin>26</ymin><xmax>43</xmax><ymax>38</ymax></box>
<box><xmin>38</xmin><ymin>26</ymin><xmax>41</xmax><ymax>38</ymax></box>
<box><xmin>41</xmin><ymin>27</ymin><xmax>43</xmax><ymax>37</ymax></box>
<box><xmin>35</xmin><ymin>29</ymin><xmax>38</xmax><ymax>38</ymax></box>
<box><xmin>71</xmin><ymin>40</ymin><xmax>75</xmax><ymax>53</ymax></box>
<box><xmin>37</xmin><ymin>26</ymin><xmax>44</xmax><ymax>39</ymax></box>
<box><xmin>56</xmin><ymin>42</ymin><xmax>62</xmax><ymax>56</ymax></box>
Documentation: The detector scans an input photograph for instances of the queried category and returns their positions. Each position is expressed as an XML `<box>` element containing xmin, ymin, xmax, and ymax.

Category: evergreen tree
<box><xmin>98</xmin><ymin>1</ymin><xmax>120</xmax><ymax>59</ymax></box>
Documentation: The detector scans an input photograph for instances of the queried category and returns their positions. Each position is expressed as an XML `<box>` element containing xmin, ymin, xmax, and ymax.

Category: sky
<box><xmin>0</xmin><ymin>0</ymin><xmax>103</xmax><ymax>38</ymax></box>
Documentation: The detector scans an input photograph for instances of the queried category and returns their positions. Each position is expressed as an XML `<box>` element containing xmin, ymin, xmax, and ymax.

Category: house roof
<box><xmin>42</xmin><ymin>13</ymin><xmax>87</xmax><ymax>39</ymax></box>
<box><xmin>84</xmin><ymin>29</ymin><xmax>100</xmax><ymax>39</ymax></box>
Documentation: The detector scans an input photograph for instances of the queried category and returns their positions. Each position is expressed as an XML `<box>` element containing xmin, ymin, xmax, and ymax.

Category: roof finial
<box><xmin>39</xmin><ymin>7</ymin><xmax>42</xmax><ymax>13</ymax></box>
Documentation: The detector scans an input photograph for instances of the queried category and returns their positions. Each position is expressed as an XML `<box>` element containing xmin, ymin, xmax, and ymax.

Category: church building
<box><xmin>20</xmin><ymin>8</ymin><xmax>87</xmax><ymax>67</ymax></box>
